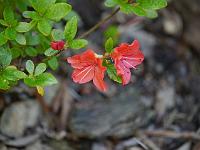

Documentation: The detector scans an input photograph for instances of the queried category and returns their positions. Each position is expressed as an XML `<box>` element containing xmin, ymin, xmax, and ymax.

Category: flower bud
<box><xmin>50</xmin><ymin>41</ymin><xmax>65</xmax><ymax>50</ymax></box>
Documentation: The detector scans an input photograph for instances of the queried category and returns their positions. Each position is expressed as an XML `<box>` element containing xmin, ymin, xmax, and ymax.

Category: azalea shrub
<box><xmin>0</xmin><ymin>0</ymin><xmax>167</xmax><ymax>94</ymax></box>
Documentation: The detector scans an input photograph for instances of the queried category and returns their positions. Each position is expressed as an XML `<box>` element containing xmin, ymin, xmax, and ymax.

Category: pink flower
<box><xmin>111</xmin><ymin>40</ymin><xmax>144</xmax><ymax>85</ymax></box>
<box><xmin>67</xmin><ymin>50</ymin><xmax>107</xmax><ymax>92</ymax></box>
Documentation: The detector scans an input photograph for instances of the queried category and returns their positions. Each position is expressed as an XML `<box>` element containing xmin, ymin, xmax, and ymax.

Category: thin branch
<box><xmin>79</xmin><ymin>7</ymin><xmax>120</xmax><ymax>39</ymax></box>
<box><xmin>140</xmin><ymin>130</ymin><xmax>200</xmax><ymax>141</ymax></box>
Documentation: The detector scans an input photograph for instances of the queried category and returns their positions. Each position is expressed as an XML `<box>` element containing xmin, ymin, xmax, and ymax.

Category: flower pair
<box><xmin>67</xmin><ymin>40</ymin><xmax>144</xmax><ymax>92</ymax></box>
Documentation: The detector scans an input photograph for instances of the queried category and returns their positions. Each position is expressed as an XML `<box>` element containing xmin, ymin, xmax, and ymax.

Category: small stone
<box><xmin>0</xmin><ymin>100</ymin><xmax>41</xmax><ymax>138</ymax></box>
<box><xmin>163</xmin><ymin>10</ymin><xmax>183</xmax><ymax>36</ymax></box>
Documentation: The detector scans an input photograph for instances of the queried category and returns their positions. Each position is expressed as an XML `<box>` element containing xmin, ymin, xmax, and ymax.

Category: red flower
<box><xmin>51</xmin><ymin>41</ymin><xmax>65</xmax><ymax>50</ymax></box>
<box><xmin>111</xmin><ymin>40</ymin><xmax>144</xmax><ymax>85</ymax></box>
<box><xmin>67</xmin><ymin>50</ymin><xmax>107</xmax><ymax>92</ymax></box>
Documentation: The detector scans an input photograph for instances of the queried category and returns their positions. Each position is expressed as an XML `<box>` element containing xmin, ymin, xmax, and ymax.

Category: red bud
<box><xmin>50</xmin><ymin>41</ymin><xmax>65</xmax><ymax>50</ymax></box>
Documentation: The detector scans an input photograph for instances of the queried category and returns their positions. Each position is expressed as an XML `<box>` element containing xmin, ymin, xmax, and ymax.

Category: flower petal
<box><xmin>72</xmin><ymin>66</ymin><xmax>94</xmax><ymax>84</ymax></box>
<box><xmin>130</xmin><ymin>39</ymin><xmax>140</xmax><ymax>50</ymax></box>
<box><xmin>115</xmin><ymin>60</ymin><xmax>131</xmax><ymax>85</ymax></box>
<box><xmin>67</xmin><ymin>49</ymin><xmax>96</xmax><ymax>69</ymax></box>
<box><xmin>93</xmin><ymin>66</ymin><xmax>107</xmax><ymax>92</ymax></box>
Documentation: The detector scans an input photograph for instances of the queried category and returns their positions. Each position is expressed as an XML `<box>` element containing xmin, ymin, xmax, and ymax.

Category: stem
<box><xmin>79</xmin><ymin>7</ymin><xmax>120</xmax><ymax>39</ymax></box>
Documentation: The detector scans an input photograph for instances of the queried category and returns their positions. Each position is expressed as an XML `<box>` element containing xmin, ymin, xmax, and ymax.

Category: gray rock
<box><xmin>0</xmin><ymin>100</ymin><xmax>41</xmax><ymax>138</ymax></box>
<box><xmin>69</xmin><ymin>88</ymin><xmax>153</xmax><ymax>138</ymax></box>
<box><xmin>26</xmin><ymin>141</ymin><xmax>53</xmax><ymax>150</ymax></box>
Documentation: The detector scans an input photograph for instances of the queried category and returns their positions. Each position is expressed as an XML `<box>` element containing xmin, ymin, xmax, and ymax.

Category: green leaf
<box><xmin>45</xmin><ymin>3</ymin><xmax>72</xmax><ymax>21</ymax></box>
<box><xmin>16</xmin><ymin>21</ymin><xmax>37</xmax><ymax>32</ymax></box>
<box><xmin>105</xmin><ymin>0</ymin><xmax>117</xmax><ymax>7</ymax></box>
<box><xmin>69</xmin><ymin>39</ymin><xmax>88</xmax><ymax>49</ymax></box>
<box><xmin>137</xmin><ymin>0</ymin><xmax>167</xmax><ymax>10</ymax></box>
<box><xmin>10</xmin><ymin>47</ymin><xmax>22</xmax><ymax>59</ymax></box>
<box><xmin>0</xmin><ymin>77</ymin><xmax>9</xmax><ymax>90</ymax></box>
<box><xmin>2</xmin><ymin>66</ymin><xmax>27</xmax><ymax>81</ymax></box>
<box><xmin>25</xmin><ymin>47</ymin><xmax>38</xmax><ymax>57</ymax></box>
<box><xmin>64</xmin><ymin>16</ymin><xmax>78</xmax><ymax>42</ymax></box>
<box><xmin>51</xmin><ymin>29</ymin><xmax>65</xmax><ymax>41</ymax></box>
<box><xmin>15</xmin><ymin>34</ymin><xmax>26</xmax><ymax>45</ymax></box>
<box><xmin>105</xmin><ymin>37</ymin><xmax>113</xmax><ymax>53</ymax></box>
<box><xmin>104</xmin><ymin>25</ymin><xmax>119</xmax><ymax>46</ymax></box>
<box><xmin>23</xmin><ymin>11</ymin><xmax>41</xmax><ymax>20</ymax></box>
<box><xmin>3</xmin><ymin>7</ymin><xmax>15</xmax><ymax>25</ymax></box>
<box><xmin>34</xmin><ymin>63</ymin><xmax>47</xmax><ymax>76</ymax></box>
<box><xmin>29</xmin><ymin>0</ymin><xmax>56</xmax><ymax>15</ymax></box>
<box><xmin>24</xmin><ymin>73</ymin><xmax>57</xmax><ymax>87</ymax></box>
<box><xmin>0</xmin><ymin>47</ymin><xmax>12</xmax><ymax>70</ymax></box>
<box><xmin>0</xmin><ymin>19</ymin><xmax>9</xmax><ymax>26</ymax></box>
<box><xmin>103</xmin><ymin>60</ymin><xmax>122</xmax><ymax>83</ymax></box>
<box><xmin>48</xmin><ymin>56</ymin><xmax>58</xmax><ymax>70</ymax></box>
<box><xmin>0</xmin><ymin>32</ymin><xmax>8</xmax><ymax>46</ymax></box>
<box><xmin>131</xmin><ymin>4</ymin><xmax>146</xmax><ymax>16</ymax></box>
<box><xmin>44</xmin><ymin>48</ymin><xmax>58</xmax><ymax>56</ymax></box>
<box><xmin>37</xmin><ymin>19</ymin><xmax>52</xmax><ymax>36</ymax></box>
<box><xmin>26</xmin><ymin>32</ymin><xmax>40</xmax><ymax>46</ymax></box>
<box><xmin>145</xmin><ymin>9</ymin><xmax>158</xmax><ymax>18</ymax></box>
<box><xmin>26</xmin><ymin>60</ymin><xmax>35</xmax><ymax>75</ymax></box>
<box><xmin>5</xmin><ymin>27</ymin><xmax>17</xmax><ymax>40</ymax></box>
<box><xmin>115</xmin><ymin>0</ymin><xmax>137</xmax><ymax>14</ymax></box>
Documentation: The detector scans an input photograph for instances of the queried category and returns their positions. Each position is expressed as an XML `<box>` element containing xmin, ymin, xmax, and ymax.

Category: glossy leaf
<box><xmin>37</xmin><ymin>19</ymin><xmax>52</xmax><ymax>36</ymax></box>
<box><xmin>0</xmin><ymin>47</ymin><xmax>12</xmax><ymax>70</ymax></box>
<box><xmin>137</xmin><ymin>0</ymin><xmax>167</xmax><ymax>10</ymax></box>
<box><xmin>64</xmin><ymin>16</ymin><xmax>78</xmax><ymax>42</ymax></box>
<box><xmin>45</xmin><ymin>3</ymin><xmax>72</xmax><ymax>21</ymax></box>
<box><xmin>5</xmin><ymin>27</ymin><xmax>17</xmax><ymax>40</ymax></box>
<box><xmin>51</xmin><ymin>29</ymin><xmax>65</xmax><ymax>41</ymax></box>
<box><xmin>24</xmin><ymin>73</ymin><xmax>57</xmax><ymax>87</ymax></box>
<box><xmin>103</xmin><ymin>60</ymin><xmax>122</xmax><ymax>83</ymax></box>
<box><xmin>44</xmin><ymin>48</ymin><xmax>58</xmax><ymax>56</ymax></box>
<box><xmin>26</xmin><ymin>60</ymin><xmax>35</xmax><ymax>75</ymax></box>
<box><xmin>0</xmin><ymin>32</ymin><xmax>8</xmax><ymax>46</ymax></box>
<box><xmin>34</xmin><ymin>63</ymin><xmax>47</xmax><ymax>76</ymax></box>
<box><xmin>3</xmin><ymin>7</ymin><xmax>15</xmax><ymax>25</ymax></box>
<box><xmin>0</xmin><ymin>77</ymin><xmax>9</xmax><ymax>90</ymax></box>
<box><xmin>2</xmin><ymin>66</ymin><xmax>27</xmax><ymax>81</ymax></box>
<box><xmin>69</xmin><ymin>39</ymin><xmax>88</xmax><ymax>49</ymax></box>
<box><xmin>15</xmin><ymin>34</ymin><xmax>26</xmax><ymax>45</ymax></box>
<box><xmin>16</xmin><ymin>21</ymin><xmax>37</xmax><ymax>33</ymax></box>
<box><xmin>48</xmin><ymin>57</ymin><xmax>58</xmax><ymax>70</ymax></box>
<box><xmin>25</xmin><ymin>47</ymin><xmax>38</xmax><ymax>57</ymax></box>
<box><xmin>29</xmin><ymin>0</ymin><xmax>56</xmax><ymax>15</ymax></box>
<box><xmin>105</xmin><ymin>37</ymin><xmax>114</xmax><ymax>53</ymax></box>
